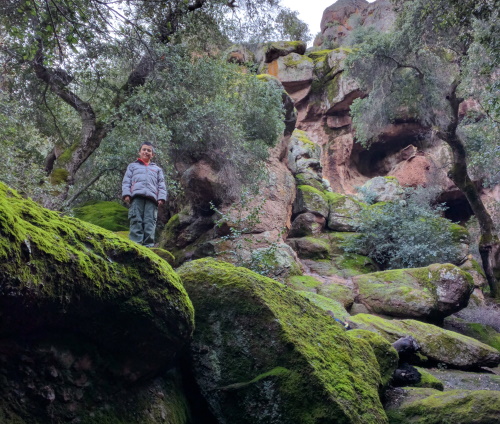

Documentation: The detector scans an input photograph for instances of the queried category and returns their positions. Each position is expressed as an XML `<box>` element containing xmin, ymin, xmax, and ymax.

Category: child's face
<box><xmin>139</xmin><ymin>144</ymin><xmax>154</xmax><ymax>163</ymax></box>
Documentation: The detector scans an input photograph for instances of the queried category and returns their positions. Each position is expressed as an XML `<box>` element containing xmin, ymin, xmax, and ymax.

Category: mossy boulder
<box><xmin>72</xmin><ymin>200</ymin><xmax>129</xmax><ymax>231</ymax></box>
<box><xmin>326</xmin><ymin>193</ymin><xmax>365</xmax><ymax>232</ymax></box>
<box><xmin>349</xmin><ymin>314</ymin><xmax>500</xmax><ymax>369</ymax></box>
<box><xmin>178</xmin><ymin>258</ymin><xmax>389</xmax><ymax>424</ymax></box>
<box><xmin>288</xmin><ymin>129</ymin><xmax>323</xmax><ymax>183</ymax></box>
<box><xmin>354</xmin><ymin>264</ymin><xmax>474</xmax><ymax>321</ymax></box>
<box><xmin>444</xmin><ymin>316</ymin><xmax>500</xmax><ymax>351</ymax></box>
<box><xmin>0</xmin><ymin>183</ymin><xmax>194</xmax><ymax>422</ymax></box>
<box><xmin>0</xmin><ymin>182</ymin><xmax>194</xmax><ymax>372</ymax></box>
<box><xmin>359</xmin><ymin>176</ymin><xmax>404</xmax><ymax>203</ymax></box>
<box><xmin>385</xmin><ymin>388</ymin><xmax>500</xmax><ymax>424</ymax></box>
<box><xmin>347</xmin><ymin>330</ymin><xmax>399</xmax><ymax>388</ymax></box>
<box><xmin>286</xmin><ymin>236</ymin><xmax>332</xmax><ymax>259</ymax></box>
<box><xmin>293</xmin><ymin>185</ymin><xmax>330</xmax><ymax>218</ymax></box>
<box><xmin>289</xmin><ymin>212</ymin><xmax>326</xmax><ymax>237</ymax></box>
<box><xmin>413</xmin><ymin>367</ymin><xmax>444</xmax><ymax>391</ymax></box>
<box><xmin>262</xmin><ymin>41</ymin><xmax>307</xmax><ymax>63</ymax></box>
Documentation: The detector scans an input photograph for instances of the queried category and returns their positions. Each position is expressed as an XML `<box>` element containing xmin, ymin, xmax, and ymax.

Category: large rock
<box><xmin>178</xmin><ymin>258</ymin><xmax>388</xmax><ymax>424</ymax></box>
<box><xmin>327</xmin><ymin>193</ymin><xmax>365</xmax><ymax>231</ymax></box>
<box><xmin>349</xmin><ymin>314</ymin><xmax>500</xmax><ymax>369</ymax></box>
<box><xmin>385</xmin><ymin>387</ymin><xmax>500</xmax><ymax>424</ymax></box>
<box><xmin>354</xmin><ymin>264</ymin><xmax>474</xmax><ymax>321</ymax></box>
<box><xmin>0</xmin><ymin>182</ymin><xmax>194</xmax><ymax>421</ymax></box>
<box><xmin>316</xmin><ymin>0</ymin><xmax>396</xmax><ymax>48</ymax></box>
<box><xmin>266</xmin><ymin>53</ymin><xmax>314</xmax><ymax>102</ymax></box>
<box><xmin>358</xmin><ymin>176</ymin><xmax>404</xmax><ymax>203</ymax></box>
<box><xmin>72</xmin><ymin>200</ymin><xmax>129</xmax><ymax>231</ymax></box>
<box><xmin>288</xmin><ymin>129</ymin><xmax>323</xmax><ymax>183</ymax></box>
<box><xmin>293</xmin><ymin>185</ymin><xmax>330</xmax><ymax>218</ymax></box>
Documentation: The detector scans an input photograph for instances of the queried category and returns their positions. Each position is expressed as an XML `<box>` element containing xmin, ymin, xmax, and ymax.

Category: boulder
<box><xmin>0</xmin><ymin>182</ymin><xmax>194</xmax><ymax>421</ymax></box>
<box><xmin>413</xmin><ymin>367</ymin><xmax>444</xmax><ymax>391</ymax></box>
<box><xmin>349</xmin><ymin>314</ymin><xmax>500</xmax><ymax>369</ymax></box>
<box><xmin>266</xmin><ymin>53</ymin><xmax>314</xmax><ymax>102</ymax></box>
<box><xmin>287</xmin><ymin>129</ymin><xmax>323</xmax><ymax>183</ymax></box>
<box><xmin>326</xmin><ymin>192</ymin><xmax>365</xmax><ymax>231</ymax></box>
<box><xmin>178</xmin><ymin>258</ymin><xmax>389</xmax><ymax>424</ymax></box>
<box><xmin>293</xmin><ymin>185</ymin><xmax>330</xmax><ymax>218</ymax></box>
<box><xmin>261</xmin><ymin>41</ymin><xmax>307</xmax><ymax>63</ymax></box>
<box><xmin>353</xmin><ymin>264</ymin><xmax>474</xmax><ymax>321</ymax></box>
<box><xmin>385</xmin><ymin>387</ymin><xmax>500</xmax><ymax>424</ymax></box>
<box><xmin>286</xmin><ymin>236</ymin><xmax>332</xmax><ymax>260</ymax></box>
<box><xmin>297</xmin><ymin>290</ymin><xmax>351</xmax><ymax>321</ymax></box>
<box><xmin>444</xmin><ymin>316</ymin><xmax>500</xmax><ymax>351</ymax></box>
<box><xmin>358</xmin><ymin>176</ymin><xmax>404</xmax><ymax>203</ymax></box>
<box><xmin>289</xmin><ymin>212</ymin><xmax>326</xmax><ymax>237</ymax></box>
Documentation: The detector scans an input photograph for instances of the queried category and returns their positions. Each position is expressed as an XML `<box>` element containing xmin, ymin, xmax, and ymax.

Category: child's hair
<box><xmin>139</xmin><ymin>141</ymin><xmax>155</xmax><ymax>153</ymax></box>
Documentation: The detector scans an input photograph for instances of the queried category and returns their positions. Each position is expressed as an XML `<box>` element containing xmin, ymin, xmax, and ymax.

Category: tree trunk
<box><xmin>441</xmin><ymin>90</ymin><xmax>500</xmax><ymax>298</ymax></box>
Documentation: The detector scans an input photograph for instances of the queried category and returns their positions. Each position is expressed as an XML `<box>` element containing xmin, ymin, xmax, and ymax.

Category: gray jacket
<box><xmin>122</xmin><ymin>160</ymin><xmax>167</xmax><ymax>203</ymax></box>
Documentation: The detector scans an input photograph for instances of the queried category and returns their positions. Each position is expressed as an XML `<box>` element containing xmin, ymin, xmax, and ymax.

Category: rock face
<box><xmin>349</xmin><ymin>314</ymin><xmax>500</xmax><ymax>369</ymax></box>
<box><xmin>178</xmin><ymin>258</ymin><xmax>388</xmax><ymax>424</ymax></box>
<box><xmin>0</xmin><ymin>182</ymin><xmax>194</xmax><ymax>422</ymax></box>
<box><xmin>316</xmin><ymin>0</ymin><xmax>397</xmax><ymax>48</ymax></box>
<box><xmin>353</xmin><ymin>264</ymin><xmax>475</xmax><ymax>321</ymax></box>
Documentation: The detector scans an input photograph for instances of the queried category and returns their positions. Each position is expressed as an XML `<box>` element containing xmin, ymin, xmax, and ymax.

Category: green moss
<box><xmin>449</xmin><ymin>223</ymin><xmax>470</xmax><ymax>244</ymax></box>
<box><xmin>414</xmin><ymin>367</ymin><xmax>444</xmax><ymax>390</ymax></box>
<box><xmin>386</xmin><ymin>388</ymin><xmax>500</xmax><ymax>424</ymax></box>
<box><xmin>282</xmin><ymin>54</ymin><xmax>313</xmax><ymax>68</ymax></box>
<box><xmin>297</xmin><ymin>291</ymin><xmax>350</xmax><ymax>320</ymax></box>
<box><xmin>50</xmin><ymin>168</ymin><xmax>69</xmax><ymax>184</ymax></box>
<box><xmin>292</xmin><ymin>129</ymin><xmax>315</xmax><ymax>147</ymax></box>
<box><xmin>178</xmin><ymin>258</ymin><xmax>388</xmax><ymax>423</ymax></box>
<box><xmin>295</xmin><ymin>173</ymin><xmax>324</xmax><ymax>191</ymax></box>
<box><xmin>72</xmin><ymin>201</ymin><xmax>129</xmax><ymax>231</ymax></box>
<box><xmin>307</xmin><ymin>49</ymin><xmax>334</xmax><ymax>63</ymax></box>
<box><xmin>287</xmin><ymin>275</ymin><xmax>323</xmax><ymax>291</ymax></box>
<box><xmin>0</xmin><ymin>182</ymin><xmax>194</xmax><ymax>368</ymax></box>
<box><xmin>347</xmin><ymin>330</ymin><xmax>399</xmax><ymax>388</ymax></box>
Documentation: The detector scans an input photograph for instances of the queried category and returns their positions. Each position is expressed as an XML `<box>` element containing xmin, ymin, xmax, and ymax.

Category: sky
<box><xmin>279</xmin><ymin>0</ymin><xmax>376</xmax><ymax>41</ymax></box>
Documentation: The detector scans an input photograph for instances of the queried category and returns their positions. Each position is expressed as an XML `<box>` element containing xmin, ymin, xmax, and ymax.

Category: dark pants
<box><xmin>128</xmin><ymin>197</ymin><xmax>158</xmax><ymax>247</ymax></box>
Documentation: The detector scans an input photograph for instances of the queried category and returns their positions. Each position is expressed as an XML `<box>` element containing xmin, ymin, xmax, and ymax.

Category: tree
<box><xmin>346</xmin><ymin>0</ymin><xmax>500</xmax><ymax>297</ymax></box>
<box><xmin>0</xmin><ymin>0</ymin><xmax>289</xmax><ymax>207</ymax></box>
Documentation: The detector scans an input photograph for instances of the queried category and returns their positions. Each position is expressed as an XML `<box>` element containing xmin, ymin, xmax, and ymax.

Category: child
<box><xmin>122</xmin><ymin>142</ymin><xmax>167</xmax><ymax>247</ymax></box>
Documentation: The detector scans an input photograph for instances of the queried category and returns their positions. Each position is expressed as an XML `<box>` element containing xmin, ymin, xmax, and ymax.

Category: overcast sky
<box><xmin>279</xmin><ymin>0</ymin><xmax>376</xmax><ymax>41</ymax></box>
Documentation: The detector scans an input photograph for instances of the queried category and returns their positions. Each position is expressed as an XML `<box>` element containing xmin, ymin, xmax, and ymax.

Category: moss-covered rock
<box><xmin>385</xmin><ymin>388</ymin><xmax>500</xmax><ymax>424</ymax></box>
<box><xmin>262</xmin><ymin>41</ymin><xmax>307</xmax><ymax>63</ymax></box>
<box><xmin>354</xmin><ymin>264</ymin><xmax>474</xmax><ymax>321</ymax></box>
<box><xmin>293</xmin><ymin>185</ymin><xmax>330</xmax><ymax>218</ymax></box>
<box><xmin>413</xmin><ymin>367</ymin><xmax>444</xmax><ymax>391</ymax></box>
<box><xmin>359</xmin><ymin>176</ymin><xmax>404</xmax><ymax>203</ymax></box>
<box><xmin>347</xmin><ymin>330</ymin><xmax>399</xmax><ymax>388</ymax></box>
<box><xmin>326</xmin><ymin>192</ymin><xmax>365</xmax><ymax>232</ymax></box>
<box><xmin>72</xmin><ymin>200</ymin><xmax>129</xmax><ymax>231</ymax></box>
<box><xmin>0</xmin><ymin>182</ymin><xmax>195</xmax><ymax>422</ymax></box>
<box><xmin>349</xmin><ymin>314</ymin><xmax>500</xmax><ymax>369</ymax></box>
<box><xmin>0</xmin><ymin>182</ymin><xmax>194</xmax><ymax>371</ymax></box>
<box><xmin>178</xmin><ymin>258</ymin><xmax>388</xmax><ymax>424</ymax></box>
<box><xmin>286</xmin><ymin>236</ymin><xmax>333</xmax><ymax>259</ymax></box>
<box><xmin>289</xmin><ymin>212</ymin><xmax>326</xmax><ymax>238</ymax></box>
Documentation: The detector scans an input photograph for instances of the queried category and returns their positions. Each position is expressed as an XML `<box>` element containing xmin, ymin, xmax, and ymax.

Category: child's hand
<box><xmin>158</xmin><ymin>199</ymin><xmax>165</xmax><ymax>206</ymax></box>
<box><xmin>123</xmin><ymin>196</ymin><xmax>131</xmax><ymax>204</ymax></box>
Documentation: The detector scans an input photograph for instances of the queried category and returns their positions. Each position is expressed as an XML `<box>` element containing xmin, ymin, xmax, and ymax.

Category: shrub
<box><xmin>345</xmin><ymin>187</ymin><xmax>461</xmax><ymax>269</ymax></box>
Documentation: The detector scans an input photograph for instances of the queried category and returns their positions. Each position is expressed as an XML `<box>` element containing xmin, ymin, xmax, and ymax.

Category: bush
<box><xmin>345</xmin><ymin>187</ymin><xmax>461</xmax><ymax>269</ymax></box>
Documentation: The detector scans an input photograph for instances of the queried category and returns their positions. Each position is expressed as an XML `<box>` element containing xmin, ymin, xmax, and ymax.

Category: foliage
<box><xmin>346</xmin><ymin>187</ymin><xmax>460</xmax><ymax>269</ymax></box>
<box><xmin>273</xmin><ymin>7</ymin><xmax>311</xmax><ymax>42</ymax></box>
<box><xmin>89</xmin><ymin>48</ymin><xmax>284</xmax><ymax>203</ymax></box>
<box><xmin>0</xmin><ymin>92</ymin><xmax>67</xmax><ymax>206</ymax></box>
